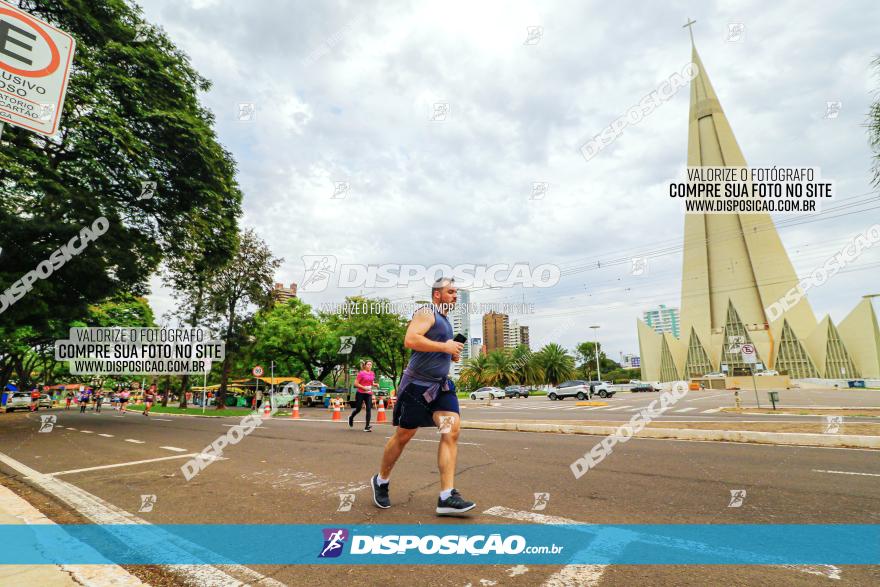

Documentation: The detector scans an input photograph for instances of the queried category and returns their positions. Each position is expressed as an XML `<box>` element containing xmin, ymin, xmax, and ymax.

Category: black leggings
<box><xmin>350</xmin><ymin>392</ymin><xmax>372</xmax><ymax>426</ymax></box>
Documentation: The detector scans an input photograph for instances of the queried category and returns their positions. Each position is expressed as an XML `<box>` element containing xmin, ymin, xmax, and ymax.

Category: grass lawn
<box><xmin>127</xmin><ymin>404</ymin><xmax>254</xmax><ymax>417</ymax></box>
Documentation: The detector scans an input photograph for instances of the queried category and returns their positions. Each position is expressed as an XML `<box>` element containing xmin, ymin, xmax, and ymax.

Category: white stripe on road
<box><xmin>124</xmin><ymin>439</ymin><xmax>145</xmax><ymax>444</ymax></box>
<box><xmin>80</xmin><ymin>430</ymin><xmax>94</xmax><ymax>434</ymax></box>
<box><xmin>47</xmin><ymin>454</ymin><xmax>204</xmax><ymax>476</ymax></box>
<box><xmin>483</xmin><ymin>506</ymin><xmax>605</xmax><ymax>586</ymax></box>
<box><xmin>484</xmin><ymin>506</ymin><xmax>842</xmax><ymax>582</ymax></box>
<box><xmin>152</xmin><ymin>418</ymin><xmax>173</xmax><ymax>421</ymax></box>
<box><xmin>604</xmin><ymin>405</ymin><xmax>632</xmax><ymax>411</ymax></box>
<box><xmin>66</xmin><ymin>427</ymin><xmax>77</xmax><ymax>431</ymax></box>
<box><xmin>0</xmin><ymin>451</ymin><xmax>282</xmax><ymax>587</ymax></box>
<box><xmin>583</xmin><ymin>407</ymin><xmax>604</xmax><ymax>411</ymax></box>
<box><xmin>98</xmin><ymin>434</ymin><xmax>114</xmax><ymax>438</ymax></box>
<box><xmin>383</xmin><ymin>437</ymin><xmax>482</xmax><ymax>446</ymax></box>
<box><xmin>674</xmin><ymin>408</ymin><xmax>697</xmax><ymax>413</ymax></box>
<box><xmin>812</xmin><ymin>469</ymin><xmax>880</xmax><ymax>477</ymax></box>
<box><xmin>702</xmin><ymin>408</ymin><xmax>723</xmax><ymax>413</ymax></box>
<box><xmin>160</xmin><ymin>446</ymin><xmax>188</xmax><ymax>453</ymax></box>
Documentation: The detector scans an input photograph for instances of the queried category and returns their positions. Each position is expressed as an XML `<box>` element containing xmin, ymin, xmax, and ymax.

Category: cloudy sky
<box><xmin>141</xmin><ymin>0</ymin><xmax>880</xmax><ymax>362</ymax></box>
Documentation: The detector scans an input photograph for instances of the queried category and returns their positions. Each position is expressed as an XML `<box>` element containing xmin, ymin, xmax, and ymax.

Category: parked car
<box><xmin>504</xmin><ymin>385</ymin><xmax>530</xmax><ymax>398</ymax></box>
<box><xmin>470</xmin><ymin>387</ymin><xmax>505</xmax><ymax>400</ymax></box>
<box><xmin>4</xmin><ymin>392</ymin><xmax>33</xmax><ymax>412</ymax></box>
<box><xmin>630</xmin><ymin>384</ymin><xmax>656</xmax><ymax>392</ymax></box>
<box><xmin>703</xmin><ymin>372</ymin><xmax>726</xmax><ymax>378</ymax></box>
<box><xmin>629</xmin><ymin>379</ymin><xmax>661</xmax><ymax>391</ymax></box>
<box><xmin>755</xmin><ymin>370</ymin><xmax>779</xmax><ymax>376</ymax></box>
<box><xmin>38</xmin><ymin>394</ymin><xmax>53</xmax><ymax>408</ymax></box>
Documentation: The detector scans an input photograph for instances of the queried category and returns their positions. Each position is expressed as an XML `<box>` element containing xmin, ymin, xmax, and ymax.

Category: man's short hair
<box><xmin>431</xmin><ymin>276</ymin><xmax>455</xmax><ymax>298</ymax></box>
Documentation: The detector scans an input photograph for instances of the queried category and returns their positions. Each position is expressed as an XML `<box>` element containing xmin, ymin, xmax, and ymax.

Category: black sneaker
<box><xmin>436</xmin><ymin>489</ymin><xmax>475</xmax><ymax>516</ymax></box>
<box><xmin>348</xmin><ymin>415</ymin><xmax>354</xmax><ymax>428</ymax></box>
<box><xmin>364</xmin><ymin>426</ymin><xmax>373</xmax><ymax>432</ymax></box>
<box><xmin>371</xmin><ymin>475</ymin><xmax>390</xmax><ymax>509</ymax></box>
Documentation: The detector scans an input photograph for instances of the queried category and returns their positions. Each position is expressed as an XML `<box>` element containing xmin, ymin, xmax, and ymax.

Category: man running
<box><xmin>65</xmin><ymin>391</ymin><xmax>73</xmax><ymax>410</ymax></box>
<box><xmin>143</xmin><ymin>385</ymin><xmax>156</xmax><ymax>416</ymax></box>
<box><xmin>371</xmin><ymin>277</ymin><xmax>474</xmax><ymax>516</ymax></box>
<box><xmin>95</xmin><ymin>391</ymin><xmax>104</xmax><ymax>413</ymax></box>
<box><xmin>350</xmin><ymin>360</ymin><xmax>375</xmax><ymax>432</ymax></box>
<box><xmin>29</xmin><ymin>388</ymin><xmax>40</xmax><ymax>412</ymax></box>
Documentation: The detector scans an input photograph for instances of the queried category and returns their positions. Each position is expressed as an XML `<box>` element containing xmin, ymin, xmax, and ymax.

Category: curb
<box><xmin>461</xmin><ymin>421</ymin><xmax>880</xmax><ymax>449</ymax></box>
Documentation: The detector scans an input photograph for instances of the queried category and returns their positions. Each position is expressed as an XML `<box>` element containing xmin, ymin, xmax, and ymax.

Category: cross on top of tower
<box><xmin>683</xmin><ymin>18</ymin><xmax>697</xmax><ymax>44</ymax></box>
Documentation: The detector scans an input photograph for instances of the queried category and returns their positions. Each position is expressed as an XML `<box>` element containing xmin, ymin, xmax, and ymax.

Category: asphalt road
<box><xmin>0</xmin><ymin>407</ymin><xmax>878</xmax><ymax>586</ymax></box>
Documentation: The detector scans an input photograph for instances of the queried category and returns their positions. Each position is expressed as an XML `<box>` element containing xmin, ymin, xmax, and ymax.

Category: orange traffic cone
<box><xmin>262</xmin><ymin>402</ymin><xmax>271</xmax><ymax>419</ymax></box>
<box><xmin>376</xmin><ymin>398</ymin><xmax>387</xmax><ymax>423</ymax></box>
<box><xmin>331</xmin><ymin>398</ymin><xmax>341</xmax><ymax>421</ymax></box>
<box><xmin>291</xmin><ymin>397</ymin><xmax>300</xmax><ymax>419</ymax></box>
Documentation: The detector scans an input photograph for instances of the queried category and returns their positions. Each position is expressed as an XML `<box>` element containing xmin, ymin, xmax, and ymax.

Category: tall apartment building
<box><xmin>271</xmin><ymin>282</ymin><xmax>298</xmax><ymax>305</ymax></box>
<box><xmin>519</xmin><ymin>325</ymin><xmax>530</xmax><ymax>350</ymax></box>
<box><xmin>448</xmin><ymin>290</ymin><xmax>471</xmax><ymax>378</ymax></box>
<box><xmin>482</xmin><ymin>312</ymin><xmax>508</xmax><ymax>353</ymax></box>
<box><xmin>643</xmin><ymin>304</ymin><xmax>680</xmax><ymax>338</ymax></box>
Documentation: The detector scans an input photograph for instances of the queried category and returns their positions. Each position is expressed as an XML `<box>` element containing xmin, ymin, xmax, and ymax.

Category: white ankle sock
<box><xmin>377</xmin><ymin>475</ymin><xmax>389</xmax><ymax>486</ymax></box>
<box><xmin>440</xmin><ymin>488</ymin><xmax>453</xmax><ymax>500</ymax></box>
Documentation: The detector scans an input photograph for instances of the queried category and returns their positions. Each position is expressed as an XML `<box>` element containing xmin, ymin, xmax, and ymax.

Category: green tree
<box><xmin>484</xmin><ymin>349</ymin><xmax>518</xmax><ymax>387</ymax></box>
<box><xmin>322</xmin><ymin>297</ymin><xmax>410</xmax><ymax>386</ymax></box>
<box><xmin>535</xmin><ymin>343</ymin><xmax>576</xmax><ymax>385</ymax></box>
<box><xmin>459</xmin><ymin>353</ymin><xmax>489</xmax><ymax>390</ymax></box>
<box><xmin>208</xmin><ymin>230</ymin><xmax>281</xmax><ymax>408</ymax></box>
<box><xmin>0</xmin><ymin>0</ymin><xmax>240</xmax><ymax>349</ymax></box>
<box><xmin>248</xmin><ymin>298</ymin><xmax>339</xmax><ymax>383</ymax></box>
<box><xmin>510</xmin><ymin>344</ymin><xmax>544</xmax><ymax>386</ymax></box>
<box><xmin>575</xmin><ymin>341</ymin><xmax>619</xmax><ymax>380</ymax></box>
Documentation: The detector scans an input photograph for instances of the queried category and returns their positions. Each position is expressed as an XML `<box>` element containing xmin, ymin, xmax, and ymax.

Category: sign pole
<box><xmin>751</xmin><ymin>366</ymin><xmax>760</xmax><ymax>408</ymax></box>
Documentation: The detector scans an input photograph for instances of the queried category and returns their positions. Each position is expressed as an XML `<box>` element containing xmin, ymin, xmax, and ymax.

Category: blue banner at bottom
<box><xmin>0</xmin><ymin>524</ymin><xmax>876</xmax><ymax>565</ymax></box>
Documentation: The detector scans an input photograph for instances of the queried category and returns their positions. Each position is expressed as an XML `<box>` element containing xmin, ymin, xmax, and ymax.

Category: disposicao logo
<box><xmin>319</xmin><ymin>528</ymin><xmax>348</xmax><ymax>558</ymax></box>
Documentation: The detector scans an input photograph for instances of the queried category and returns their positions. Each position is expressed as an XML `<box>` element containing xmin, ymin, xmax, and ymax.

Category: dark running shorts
<box><xmin>392</xmin><ymin>382</ymin><xmax>460</xmax><ymax>429</ymax></box>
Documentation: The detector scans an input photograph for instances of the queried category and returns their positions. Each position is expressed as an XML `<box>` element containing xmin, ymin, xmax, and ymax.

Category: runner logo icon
<box><xmin>319</xmin><ymin>528</ymin><xmax>348</xmax><ymax>558</ymax></box>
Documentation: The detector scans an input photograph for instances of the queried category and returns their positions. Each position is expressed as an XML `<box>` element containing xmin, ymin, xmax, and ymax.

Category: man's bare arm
<box><xmin>404</xmin><ymin>308</ymin><xmax>463</xmax><ymax>355</ymax></box>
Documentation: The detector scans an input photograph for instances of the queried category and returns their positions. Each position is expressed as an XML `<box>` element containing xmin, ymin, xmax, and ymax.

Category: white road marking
<box><xmin>483</xmin><ymin>507</ymin><xmax>605</xmax><ymax>586</ymax></box>
<box><xmin>484</xmin><ymin>506</ymin><xmax>841</xmax><ymax>581</ymax></box>
<box><xmin>604</xmin><ymin>405</ymin><xmax>632</xmax><ymax>411</ymax></box>
<box><xmin>160</xmin><ymin>446</ymin><xmax>188</xmax><ymax>453</ymax></box>
<box><xmin>48</xmin><ymin>454</ymin><xmax>204</xmax><ymax>476</ymax></box>
<box><xmin>674</xmin><ymin>408</ymin><xmax>697</xmax><ymax>413</ymax></box>
<box><xmin>153</xmin><ymin>418</ymin><xmax>173</xmax><ymax>421</ymax></box>
<box><xmin>583</xmin><ymin>407</ymin><xmax>605</xmax><ymax>411</ymax></box>
<box><xmin>702</xmin><ymin>408</ymin><xmax>723</xmax><ymax>413</ymax></box>
<box><xmin>124</xmin><ymin>439</ymin><xmax>145</xmax><ymax>444</ymax></box>
<box><xmin>0</xmin><ymin>451</ymin><xmax>283</xmax><ymax>587</ymax></box>
<box><xmin>66</xmin><ymin>427</ymin><xmax>77</xmax><ymax>431</ymax></box>
<box><xmin>98</xmin><ymin>434</ymin><xmax>114</xmax><ymax>438</ymax></box>
<box><xmin>80</xmin><ymin>430</ymin><xmax>94</xmax><ymax>434</ymax></box>
<box><xmin>812</xmin><ymin>469</ymin><xmax>880</xmax><ymax>477</ymax></box>
<box><xmin>383</xmin><ymin>437</ymin><xmax>482</xmax><ymax>446</ymax></box>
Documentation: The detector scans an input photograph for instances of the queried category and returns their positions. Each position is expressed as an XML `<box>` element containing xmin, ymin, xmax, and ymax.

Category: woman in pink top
<box><xmin>349</xmin><ymin>360</ymin><xmax>375</xmax><ymax>431</ymax></box>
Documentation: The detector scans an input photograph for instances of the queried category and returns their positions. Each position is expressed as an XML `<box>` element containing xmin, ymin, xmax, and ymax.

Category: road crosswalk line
<box><xmin>675</xmin><ymin>407</ymin><xmax>697</xmax><ymax>413</ymax></box>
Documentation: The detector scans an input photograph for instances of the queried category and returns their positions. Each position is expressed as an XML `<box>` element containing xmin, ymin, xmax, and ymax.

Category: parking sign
<box><xmin>0</xmin><ymin>3</ymin><xmax>76</xmax><ymax>137</ymax></box>
<box><xmin>740</xmin><ymin>344</ymin><xmax>757</xmax><ymax>364</ymax></box>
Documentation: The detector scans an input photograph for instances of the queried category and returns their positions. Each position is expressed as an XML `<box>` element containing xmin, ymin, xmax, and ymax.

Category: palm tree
<box><xmin>536</xmin><ymin>343</ymin><xmax>575</xmax><ymax>385</ymax></box>
<box><xmin>459</xmin><ymin>354</ymin><xmax>489</xmax><ymax>389</ymax></box>
<box><xmin>484</xmin><ymin>349</ymin><xmax>518</xmax><ymax>388</ymax></box>
<box><xmin>510</xmin><ymin>344</ymin><xmax>544</xmax><ymax>386</ymax></box>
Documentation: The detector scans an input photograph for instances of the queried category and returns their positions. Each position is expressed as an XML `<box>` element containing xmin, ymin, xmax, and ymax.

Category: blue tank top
<box><xmin>406</xmin><ymin>306</ymin><xmax>453</xmax><ymax>379</ymax></box>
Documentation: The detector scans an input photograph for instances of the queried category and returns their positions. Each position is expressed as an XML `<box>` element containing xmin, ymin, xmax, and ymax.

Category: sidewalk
<box><xmin>0</xmin><ymin>483</ymin><xmax>145</xmax><ymax>586</ymax></box>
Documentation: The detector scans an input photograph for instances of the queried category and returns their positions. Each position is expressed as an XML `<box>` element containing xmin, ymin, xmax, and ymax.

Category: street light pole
<box><xmin>590</xmin><ymin>325</ymin><xmax>601</xmax><ymax>381</ymax></box>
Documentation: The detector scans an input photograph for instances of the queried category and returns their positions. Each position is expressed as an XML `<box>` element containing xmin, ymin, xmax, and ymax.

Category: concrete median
<box><xmin>462</xmin><ymin>420</ymin><xmax>880</xmax><ymax>449</ymax></box>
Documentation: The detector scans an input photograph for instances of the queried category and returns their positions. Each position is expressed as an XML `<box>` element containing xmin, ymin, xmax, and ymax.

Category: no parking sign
<box><xmin>0</xmin><ymin>2</ymin><xmax>76</xmax><ymax>137</ymax></box>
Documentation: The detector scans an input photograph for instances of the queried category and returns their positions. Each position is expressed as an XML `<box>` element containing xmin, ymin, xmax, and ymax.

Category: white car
<box><xmin>470</xmin><ymin>387</ymin><xmax>505</xmax><ymax>400</ymax></box>
<box><xmin>755</xmin><ymin>370</ymin><xmax>779</xmax><ymax>376</ymax></box>
<box><xmin>703</xmin><ymin>372</ymin><xmax>726</xmax><ymax>378</ymax></box>
<box><xmin>4</xmin><ymin>392</ymin><xmax>34</xmax><ymax>412</ymax></box>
